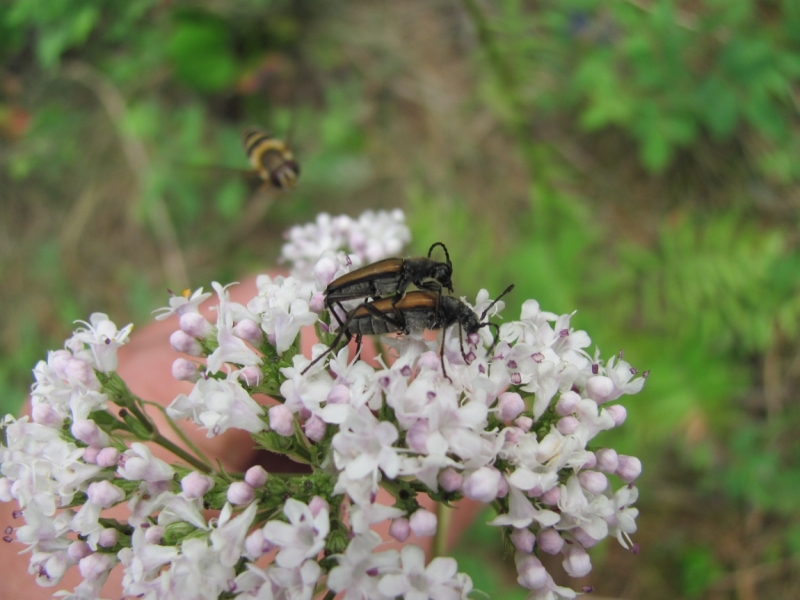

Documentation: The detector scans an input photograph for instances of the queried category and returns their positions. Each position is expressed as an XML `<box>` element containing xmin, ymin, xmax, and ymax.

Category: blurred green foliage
<box><xmin>2</xmin><ymin>0</ymin><xmax>800</xmax><ymax>597</ymax></box>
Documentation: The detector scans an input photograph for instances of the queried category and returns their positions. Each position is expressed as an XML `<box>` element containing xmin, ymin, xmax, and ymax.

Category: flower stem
<box><xmin>141</xmin><ymin>399</ymin><xmax>213</xmax><ymax>472</ymax></box>
<box><xmin>152</xmin><ymin>432</ymin><xmax>212</xmax><ymax>473</ymax></box>
<box><xmin>433</xmin><ymin>501</ymin><xmax>452</xmax><ymax>558</ymax></box>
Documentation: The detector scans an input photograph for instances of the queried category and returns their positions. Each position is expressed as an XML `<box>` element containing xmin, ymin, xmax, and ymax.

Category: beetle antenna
<box><xmin>479</xmin><ymin>284</ymin><xmax>515</xmax><ymax>321</ymax></box>
<box><xmin>428</xmin><ymin>242</ymin><xmax>451</xmax><ymax>267</ymax></box>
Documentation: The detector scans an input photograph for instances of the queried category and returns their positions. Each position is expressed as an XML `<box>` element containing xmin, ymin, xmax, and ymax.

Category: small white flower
<box><xmin>262</xmin><ymin>498</ymin><xmax>330</xmax><ymax>568</ymax></box>
<box><xmin>68</xmin><ymin>313</ymin><xmax>132</xmax><ymax>373</ymax></box>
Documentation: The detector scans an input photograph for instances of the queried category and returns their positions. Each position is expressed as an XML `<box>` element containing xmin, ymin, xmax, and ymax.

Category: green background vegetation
<box><xmin>2</xmin><ymin>0</ymin><xmax>800</xmax><ymax>598</ymax></box>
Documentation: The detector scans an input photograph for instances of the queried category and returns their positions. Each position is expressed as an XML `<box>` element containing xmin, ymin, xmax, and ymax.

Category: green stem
<box><xmin>141</xmin><ymin>399</ymin><xmax>213</xmax><ymax>471</ymax></box>
<box><xmin>433</xmin><ymin>501</ymin><xmax>452</xmax><ymax>559</ymax></box>
<box><xmin>153</xmin><ymin>432</ymin><xmax>212</xmax><ymax>473</ymax></box>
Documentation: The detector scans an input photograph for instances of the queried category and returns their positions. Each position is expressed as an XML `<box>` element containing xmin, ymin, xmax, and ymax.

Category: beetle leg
<box><xmin>301</xmin><ymin>303</ymin><xmax>363</xmax><ymax>375</ymax></box>
<box><xmin>361</xmin><ymin>301</ymin><xmax>409</xmax><ymax>334</ymax></box>
<box><xmin>354</xmin><ymin>334</ymin><xmax>363</xmax><ymax>362</ymax></box>
<box><xmin>439</xmin><ymin>326</ymin><xmax>453</xmax><ymax>382</ymax></box>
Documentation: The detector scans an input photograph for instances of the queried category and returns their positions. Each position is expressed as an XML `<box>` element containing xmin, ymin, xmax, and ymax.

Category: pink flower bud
<box><xmin>606</xmin><ymin>404</ymin><xmax>627</xmax><ymax>426</ymax></box>
<box><xmin>586</xmin><ymin>375</ymin><xmax>615</xmax><ymax>404</ymax></box>
<box><xmin>514</xmin><ymin>416</ymin><xmax>533</xmax><ymax>432</ymax></box>
<box><xmin>244</xmin><ymin>466</ymin><xmax>268</xmax><ymax>488</ymax></box>
<box><xmin>96</xmin><ymin>447</ymin><xmax>120</xmax><ymax>468</ymax></box>
<box><xmin>537</xmin><ymin>528</ymin><xmax>564</xmax><ymax>554</ymax></box>
<box><xmin>439</xmin><ymin>468</ymin><xmax>463</xmax><ymax>492</ymax></box>
<box><xmin>172</xmin><ymin>358</ymin><xmax>200</xmax><ymax>382</ymax></box>
<box><xmin>389</xmin><ymin>517</ymin><xmax>411</xmax><ymax>542</ymax></box>
<box><xmin>233</xmin><ymin>319</ymin><xmax>264</xmax><ymax>344</ymax></box>
<box><xmin>245</xmin><ymin>528</ymin><xmax>272</xmax><ymax>559</ymax></box>
<box><xmin>498</xmin><ymin>392</ymin><xmax>525</xmax><ymax>422</ymax></box>
<box><xmin>511</xmin><ymin>528</ymin><xmax>536</xmax><ymax>553</ymax></box>
<box><xmin>269</xmin><ymin>405</ymin><xmax>295</xmax><ymax>437</ymax></box>
<box><xmin>517</xmin><ymin>555</ymin><xmax>548</xmax><ymax>590</ymax></box>
<box><xmin>181</xmin><ymin>471</ymin><xmax>215</xmax><ymax>499</ymax></box>
<box><xmin>504</xmin><ymin>428</ymin><xmax>520</xmax><ymax>444</ymax></box>
<box><xmin>463</xmin><ymin>467</ymin><xmax>502</xmax><ymax>503</ymax></box>
<box><xmin>304</xmin><ymin>415</ymin><xmax>327</xmax><ymax>442</ymax></box>
<box><xmin>409</xmin><ymin>509</ymin><xmax>437</xmax><ymax>538</ymax></box>
<box><xmin>82</xmin><ymin>446</ymin><xmax>100</xmax><ymax>464</ymax></box>
<box><xmin>539</xmin><ymin>486</ymin><xmax>560</xmax><ymax>505</ymax></box>
<box><xmin>615</xmin><ymin>455</ymin><xmax>642</xmax><ymax>482</ymax></box>
<box><xmin>98</xmin><ymin>528</ymin><xmax>119</xmax><ymax>548</ymax></box>
<box><xmin>556</xmin><ymin>391</ymin><xmax>581</xmax><ymax>416</ymax></box>
<box><xmin>572</xmin><ymin>527</ymin><xmax>601</xmax><ymax>548</ymax></box>
<box><xmin>417</xmin><ymin>351</ymin><xmax>442</xmax><ymax>372</ymax></box>
<box><xmin>72</xmin><ymin>419</ymin><xmax>109</xmax><ymax>448</ymax></box>
<box><xmin>86</xmin><ymin>480</ymin><xmax>125</xmax><ymax>508</ymax></box>
<box><xmin>327</xmin><ymin>384</ymin><xmax>350</xmax><ymax>404</ymax></box>
<box><xmin>170</xmin><ymin>330</ymin><xmax>203</xmax><ymax>356</ymax></box>
<box><xmin>79</xmin><ymin>552</ymin><xmax>115</xmax><ymax>581</ymax></box>
<box><xmin>562</xmin><ymin>545</ymin><xmax>592</xmax><ymax>578</ymax></box>
<box><xmin>67</xmin><ymin>540</ymin><xmax>92</xmax><ymax>562</ymax></box>
<box><xmin>227</xmin><ymin>482</ymin><xmax>255</xmax><ymax>505</ymax></box>
<box><xmin>313</xmin><ymin>257</ymin><xmax>339</xmax><ymax>288</ymax></box>
<box><xmin>237</xmin><ymin>365</ymin><xmax>263</xmax><ymax>386</ymax></box>
<box><xmin>144</xmin><ymin>526</ymin><xmax>165</xmax><ymax>544</ymax></box>
<box><xmin>32</xmin><ymin>404</ymin><xmax>61</xmax><ymax>427</ymax></box>
<box><xmin>64</xmin><ymin>358</ymin><xmax>98</xmax><ymax>388</ymax></box>
<box><xmin>309</xmin><ymin>292</ymin><xmax>326</xmax><ymax>314</ymax></box>
<box><xmin>180</xmin><ymin>312</ymin><xmax>214</xmax><ymax>339</ymax></box>
<box><xmin>578</xmin><ymin>471</ymin><xmax>608</xmax><ymax>495</ymax></box>
<box><xmin>595</xmin><ymin>448</ymin><xmax>619</xmax><ymax>473</ymax></box>
<box><xmin>556</xmin><ymin>416</ymin><xmax>579</xmax><ymax>435</ymax></box>
<box><xmin>49</xmin><ymin>350</ymin><xmax>72</xmax><ymax>379</ymax></box>
<box><xmin>308</xmin><ymin>496</ymin><xmax>329</xmax><ymax>517</ymax></box>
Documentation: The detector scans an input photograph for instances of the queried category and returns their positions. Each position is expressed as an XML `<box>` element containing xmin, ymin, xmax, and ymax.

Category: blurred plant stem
<box><xmin>62</xmin><ymin>61</ymin><xmax>189</xmax><ymax>289</ymax></box>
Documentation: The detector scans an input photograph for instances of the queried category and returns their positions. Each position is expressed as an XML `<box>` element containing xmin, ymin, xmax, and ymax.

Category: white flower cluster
<box><xmin>1</xmin><ymin>210</ymin><xmax>645</xmax><ymax>600</ymax></box>
<box><xmin>280</xmin><ymin>209</ymin><xmax>410</xmax><ymax>286</ymax></box>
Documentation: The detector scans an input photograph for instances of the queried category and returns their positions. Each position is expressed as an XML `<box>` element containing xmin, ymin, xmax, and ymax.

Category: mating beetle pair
<box><xmin>301</xmin><ymin>243</ymin><xmax>513</xmax><ymax>377</ymax></box>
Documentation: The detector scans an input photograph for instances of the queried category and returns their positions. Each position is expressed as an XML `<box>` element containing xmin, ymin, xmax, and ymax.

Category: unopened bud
<box><xmin>79</xmin><ymin>553</ymin><xmax>115</xmax><ymax>581</ymax></box>
<box><xmin>96</xmin><ymin>447</ymin><xmax>120</xmax><ymax>468</ymax></box>
<box><xmin>170</xmin><ymin>330</ymin><xmax>203</xmax><ymax>356</ymax></box>
<box><xmin>417</xmin><ymin>351</ymin><xmax>442</xmax><ymax>372</ymax></box>
<box><xmin>179</xmin><ymin>312</ymin><xmax>214</xmax><ymax>339</ymax></box>
<box><xmin>572</xmin><ymin>527</ymin><xmax>601</xmax><ymax>548</ymax></box>
<box><xmin>82</xmin><ymin>446</ymin><xmax>100</xmax><ymax>464</ymax></box>
<box><xmin>463</xmin><ymin>467</ymin><xmax>502</xmax><ymax>503</ymax></box>
<box><xmin>615</xmin><ymin>455</ymin><xmax>642</xmax><ymax>483</ymax></box>
<box><xmin>67</xmin><ymin>540</ymin><xmax>92</xmax><ymax>562</ymax></box>
<box><xmin>606</xmin><ymin>404</ymin><xmax>627</xmax><ymax>426</ymax></box>
<box><xmin>269</xmin><ymin>404</ymin><xmax>295</xmax><ymax>437</ymax></box>
<box><xmin>304</xmin><ymin>414</ymin><xmax>326</xmax><ymax>442</ymax></box>
<box><xmin>172</xmin><ymin>358</ymin><xmax>200</xmax><ymax>382</ymax></box>
<box><xmin>498</xmin><ymin>392</ymin><xmax>525</xmax><ymax>422</ymax></box>
<box><xmin>71</xmin><ymin>419</ymin><xmax>109</xmax><ymax>448</ymax></box>
<box><xmin>308</xmin><ymin>496</ymin><xmax>329</xmax><ymax>517</ymax></box>
<box><xmin>586</xmin><ymin>375</ymin><xmax>615</xmax><ymax>404</ymax></box>
<box><xmin>97</xmin><ymin>528</ymin><xmax>119</xmax><ymax>548</ymax></box>
<box><xmin>244</xmin><ymin>466</ymin><xmax>268</xmax><ymax>488</ymax></box>
<box><xmin>511</xmin><ymin>528</ymin><xmax>536</xmax><ymax>553</ymax></box>
<box><xmin>181</xmin><ymin>471</ymin><xmax>215</xmax><ymax>499</ymax></box>
<box><xmin>556</xmin><ymin>391</ymin><xmax>581</xmax><ymax>416</ymax></box>
<box><xmin>537</xmin><ymin>528</ymin><xmax>564</xmax><ymax>554</ymax></box>
<box><xmin>227</xmin><ymin>482</ymin><xmax>255</xmax><ymax>505</ymax></box>
<box><xmin>245</xmin><ymin>528</ymin><xmax>272</xmax><ymax>559</ymax></box>
<box><xmin>233</xmin><ymin>319</ymin><xmax>264</xmax><ymax>344</ymax></box>
<box><xmin>578</xmin><ymin>471</ymin><xmax>608</xmax><ymax>495</ymax></box>
<box><xmin>309</xmin><ymin>292</ymin><xmax>326</xmax><ymax>314</ymax></box>
<box><xmin>409</xmin><ymin>508</ymin><xmax>437</xmax><ymax>538</ymax></box>
<box><xmin>562</xmin><ymin>545</ymin><xmax>592</xmax><ymax>578</ymax></box>
<box><xmin>64</xmin><ymin>358</ymin><xmax>98</xmax><ymax>388</ymax></box>
<box><xmin>514</xmin><ymin>416</ymin><xmax>533</xmax><ymax>432</ymax></box>
<box><xmin>86</xmin><ymin>480</ymin><xmax>125</xmax><ymax>508</ymax></box>
<box><xmin>389</xmin><ymin>517</ymin><xmax>411</xmax><ymax>542</ymax></box>
<box><xmin>595</xmin><ymin>448</ymin><xmax>619</xmax><ymax>473</ymax></box>
<box><xmin>144</xmin><ymin>526</ymin><xmax>165</xmax><ymax>544</ymax></box>
<box><xmin>556</xmin><ymin>416</ymin><xmax>579</xmax><ymax>435</ymax></box>
<box><xmin>517</xmin><ymin>555</ymin><xmax>548</xmax><ymax>590</ymax></box>
<box><xmin>438</xmin><ymin>468</ymin><xmax>463</xmax><ymax>492</ymax></box>
<box><xmin>539</xmin><ymin>486</ymin><xmax>560</xmax><ymax>505</ymax></box>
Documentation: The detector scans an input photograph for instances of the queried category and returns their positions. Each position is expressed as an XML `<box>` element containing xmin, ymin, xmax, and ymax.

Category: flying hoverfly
<box><xmin>242</xmin><ymin>128</ymin><xmax>300</xmax><ymax>190</ymax></box>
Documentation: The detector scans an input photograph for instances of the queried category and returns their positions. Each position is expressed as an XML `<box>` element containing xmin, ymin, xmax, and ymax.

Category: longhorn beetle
<box><xmin>302</xmin><ymin>284</ymin><xmax>515</xmax><ymax>379</ymax></box>
<box><xmin>324</xmin><ymin>243</ymin><xmax>454</xmax><ymax>328</ymax></box>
